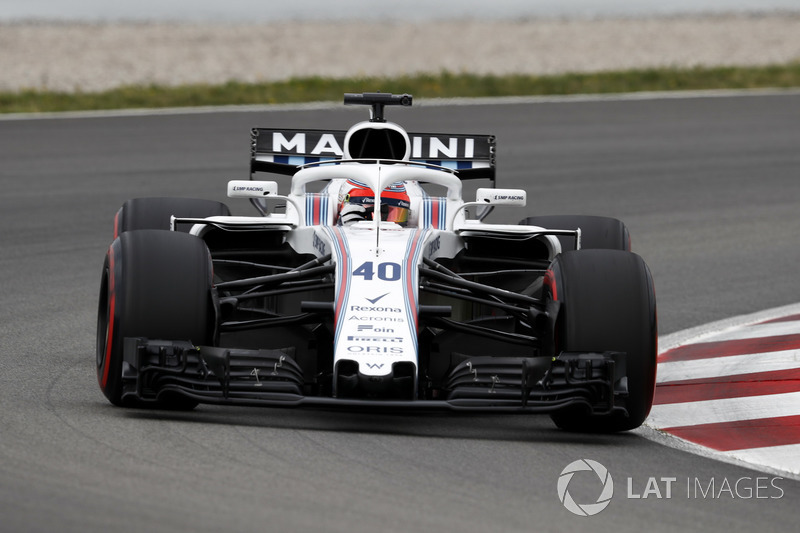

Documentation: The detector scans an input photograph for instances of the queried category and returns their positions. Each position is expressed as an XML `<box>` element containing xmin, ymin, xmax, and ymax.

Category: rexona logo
<box><xmin>557</xmin><ymin>459</ymin><xmax>614</xmax><ymax>517</ymax></box>
<box><xmin>349</xmin><ymin>305</ymin><xmax>402</xmax><ymax>313</ymax></box>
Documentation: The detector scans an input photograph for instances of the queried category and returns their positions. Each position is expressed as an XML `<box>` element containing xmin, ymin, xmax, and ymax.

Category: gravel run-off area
<box><xmin>2</xmin><ymin>13</ymin><xmax>800</xmax><ymax>92</ymax></box>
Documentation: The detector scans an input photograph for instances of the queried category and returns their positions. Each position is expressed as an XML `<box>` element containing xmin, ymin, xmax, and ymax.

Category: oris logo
<box><xmin>347</xmin><ymin>346</ymin><xmax>404</xmax><ymax>354</ymax></box>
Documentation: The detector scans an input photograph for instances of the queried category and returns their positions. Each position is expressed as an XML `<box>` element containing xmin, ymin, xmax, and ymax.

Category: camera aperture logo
<box><xmin>557</xmin><ymin>459</ymin><xmax>614</xmax><ymax>517</ymax></box>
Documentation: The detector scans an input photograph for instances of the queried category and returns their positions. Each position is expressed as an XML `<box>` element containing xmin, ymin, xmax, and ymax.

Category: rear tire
<box><xmin>546</xmin><ymin>249</ymin><xmax>657</xmax><ymax>432</ymax></box>
<box><xmin>96</xmin><ymin>230</ymin><xmax>214</xmax><ymax>408</ymax></box>
<box><xmin>114</xmin><ymin>197</ymin><xmax>231</xmax><ymax>238</ymax></box>
<box><xmin>520</xmin><ymin>215</ymin><xmax>630</xmax><ymax>251</ymax></box>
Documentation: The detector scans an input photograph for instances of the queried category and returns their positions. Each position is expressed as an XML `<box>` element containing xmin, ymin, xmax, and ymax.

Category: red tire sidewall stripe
<box><xmin>113</xmin><ymin>208</ymin><xmax>121</xmax><ymax>240</ymax></box>
<box><xmin>100</xmin><ymin>245</ymin><xmax>116</xmax><ymax>390</ymax></box>
<box><xmin>544</xmin><ymin>268</ymin><xmax>557</xmax><ymax>301</ymax></box>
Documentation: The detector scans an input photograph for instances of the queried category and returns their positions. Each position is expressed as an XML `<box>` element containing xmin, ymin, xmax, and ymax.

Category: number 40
<box><xmin>352</xmin><ymin>261</ymin><xmax>401</xmax><ymax>281</ymax></box>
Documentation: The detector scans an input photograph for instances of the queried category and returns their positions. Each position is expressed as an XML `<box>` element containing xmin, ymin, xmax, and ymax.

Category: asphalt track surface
<box><xmin>2</xmin><ymin>93</ymin><xmax>800</xmax><ymax>532</ymax></box>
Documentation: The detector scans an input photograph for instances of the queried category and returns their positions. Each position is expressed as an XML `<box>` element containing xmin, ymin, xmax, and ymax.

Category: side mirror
<box><xmin>227</xmin><ymin>180</ymin><xmax>279</xmax><ymax>198</ymax></box>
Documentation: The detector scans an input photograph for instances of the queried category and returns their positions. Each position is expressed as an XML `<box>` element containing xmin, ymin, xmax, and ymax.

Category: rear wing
<box><xmin>250</xmin><ymin>128</ymin><xmax>496</xmax><ymax>182</ymax></box>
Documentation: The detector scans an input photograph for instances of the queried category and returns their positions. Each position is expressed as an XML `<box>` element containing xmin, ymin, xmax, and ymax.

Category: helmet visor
<box><xmin>382</xmin><ymin>204</ymin><xmax>409</xmax><ymax>225</ymax></box>
<box><xmin>380</xmin><ymin>195</ymin><xmax>410</xmax><ymax>226</ymax></box>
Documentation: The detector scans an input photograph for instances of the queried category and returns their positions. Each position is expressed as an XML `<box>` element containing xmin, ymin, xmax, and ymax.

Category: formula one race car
<box><xmin>96</xmin><ymin>92</ymin><xmax>657</xmax><ymax>432</ymax></box>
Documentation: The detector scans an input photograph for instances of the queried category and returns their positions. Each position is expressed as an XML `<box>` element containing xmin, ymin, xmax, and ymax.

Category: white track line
<box><xmin>693</xmin><ymin>320</ymin><xmax>800</xmax><ymax>342</ymax></box>
<box><xmin>648</xmin><ymin>391</ymin><xmax>800</xmax><ymax>429</ymax></box>
<box><xmin>657</xmin><ymin>349</ymin><xmax>800</xmax><ymax>383</ymax></box>
<box><xmin>639</xmin><ymin>303</ymin><xmax>800</xmax><ymax>479</ymax></box>
<box><xmin>658</xmin><ymin>303</ymin><xmax>800</xmax><ymax>353</ymax></box>
<box><xmin>722</xmin><ymin>444</ymin><xmax>800</xmax><ymax>477</ymax></box>
<box><xmin>3</xmin><ymin>88</ymin><xmax>800</xmax><ymax>122</ymax></box>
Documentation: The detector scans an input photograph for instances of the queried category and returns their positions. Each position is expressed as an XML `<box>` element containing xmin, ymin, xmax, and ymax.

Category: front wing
<box><xmin>121</xmin><ymin>338</ymin><xmax>630</xmax><ymax>415</ymax></box>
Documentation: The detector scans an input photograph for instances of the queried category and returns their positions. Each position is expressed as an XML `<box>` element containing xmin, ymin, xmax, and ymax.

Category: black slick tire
<box><xmin>96</xmin><ymin>229</ymin><xmax>214</xmax><ymax>408</ymax></box>
<box><xmin>520</xmin><ymin>215</ymin><xmax>630</xmax><ymax>251</ymax></box>
<box><xmin>114</xmin><ymin>197</ymin><xmax>231</xmax><ymax>237</ymax></box>
<box><xmin>546</xmin><ymin>249</ymin><xmax>657</xmax><ymax>432</ymax></box>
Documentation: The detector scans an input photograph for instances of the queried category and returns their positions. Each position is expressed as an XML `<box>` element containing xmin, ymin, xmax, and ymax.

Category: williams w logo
<box><xmin>557</xmin><ymin>459</ymin><xmax>614</xmax><ymax>517</ymax></box>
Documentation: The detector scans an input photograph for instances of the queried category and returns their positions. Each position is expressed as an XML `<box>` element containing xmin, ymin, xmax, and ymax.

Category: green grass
<box><xmin>2</xmin><ymin>63</ymin><xmax>800</xmax><ymax>114</ymax></box>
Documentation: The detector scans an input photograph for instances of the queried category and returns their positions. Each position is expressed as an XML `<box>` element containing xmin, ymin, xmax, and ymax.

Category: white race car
<box><xmin>96</xmin><ymin>93</ymin><xmax>657</xmax><ymax>432</ymax></box>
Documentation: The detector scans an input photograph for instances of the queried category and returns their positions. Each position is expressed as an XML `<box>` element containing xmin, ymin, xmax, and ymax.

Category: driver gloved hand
<box><xmin>340</xmin><ymin>204</ymin><xmax>369</xmax><ymax>224</ymax></box>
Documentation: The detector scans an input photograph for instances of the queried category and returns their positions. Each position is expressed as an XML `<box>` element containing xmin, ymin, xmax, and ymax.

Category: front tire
<box><xmin>546</xmin><ymin>249</ymin><xmax>657</xmax><ymax>432</ymax></box>
<box><xmin>520</xmin><ymin>215</ymin><xmax>630</xmax><ymax>251</ymax></box>
<box><xmin>96</xmin><ymin>229</ymin><xmax>214</xmax><ymax>408</ymax></box>
<box><xmin>114</xmin><ymin>197</ymin><xmax>231</xmax><ymax>238</ymax></box>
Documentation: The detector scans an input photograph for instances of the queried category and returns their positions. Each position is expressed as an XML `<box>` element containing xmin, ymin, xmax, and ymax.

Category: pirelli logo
<box><xmin>346</xmin><ymin>335</ymin><xmax>404</xmax><ymax>343</ymax></box>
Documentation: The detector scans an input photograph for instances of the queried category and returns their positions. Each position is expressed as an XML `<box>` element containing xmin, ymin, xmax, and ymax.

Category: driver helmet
<box><xmin>337</xmin><ymin>179</ymin><xmax>411</xmax><ymax>226</ymax></box>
